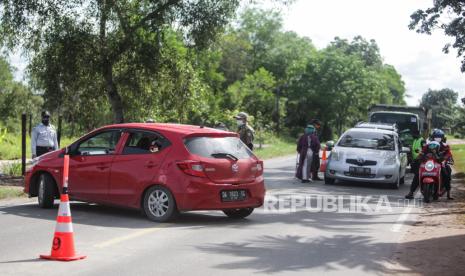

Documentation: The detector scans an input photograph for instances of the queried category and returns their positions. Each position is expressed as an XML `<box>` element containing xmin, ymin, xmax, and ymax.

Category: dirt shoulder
<box><xmin>389</xmin><ymin>172</ymin><xmax>465</xmax><ymax>275</ymax></box>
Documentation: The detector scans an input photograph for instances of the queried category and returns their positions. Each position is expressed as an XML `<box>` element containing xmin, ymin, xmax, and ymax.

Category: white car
<box><xmin>324</xmin><ymin>128</ymin><xmax>409</xmax><ymax>189</ymax></box>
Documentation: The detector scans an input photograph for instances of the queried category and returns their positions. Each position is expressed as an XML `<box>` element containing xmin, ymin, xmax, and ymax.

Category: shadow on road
<box><xmin>196</xmin><ymin>234</ymin><xmax>465</xmax><ymax>274</ymax></box>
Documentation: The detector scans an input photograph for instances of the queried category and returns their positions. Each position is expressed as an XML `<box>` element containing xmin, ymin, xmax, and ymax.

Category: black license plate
<box><xmin>349</xmin><ymin>167</ymin><xmax>371</xmax><ymax>174</ymax></box>
<box><xmin>221</xmin><ymin>190</ymin><xmax>247</xmax><ymax>202</ymax></box>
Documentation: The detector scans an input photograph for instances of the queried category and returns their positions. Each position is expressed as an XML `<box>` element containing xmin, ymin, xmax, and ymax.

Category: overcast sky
<box><xmin>281</xmin><ymin>0</ymin><xmax>465</xmax><ymax>105</ymax></box>
<box><xmin>8</xmin><ymin>0</ymin><xmax>465</xmax><ymax>106</ymax></box>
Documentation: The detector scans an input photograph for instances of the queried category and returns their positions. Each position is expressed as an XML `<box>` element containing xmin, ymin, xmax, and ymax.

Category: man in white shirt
<box><xmin>31</xmin><ymin>111</ymin><xmax>59</xmax><ymax>158</ymax></box>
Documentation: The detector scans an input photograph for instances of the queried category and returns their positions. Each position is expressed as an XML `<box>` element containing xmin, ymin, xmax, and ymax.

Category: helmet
<box><xmin>432</xmin><ymin>129</ymin><xmax>445</xmax><ymax>139</ymax></box>
<box><xmin>428</xmin><ymin>141</ymin><xmax>440</xmax><ymax>150</ymax></box>
<box><xmin>233</xmin><ymin>112</ymin><xmax>248</xmax><ymax>120</ymax></box>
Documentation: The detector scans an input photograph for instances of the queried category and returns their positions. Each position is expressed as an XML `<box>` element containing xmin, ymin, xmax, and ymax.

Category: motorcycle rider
<box><xmin>405</xmin><ymin>129</ymin><xmax>426</xmax><ymax>199</ymax></box>
<box><xmin>419</xmin><ymin>129</ymin><xmax>453</xmax><ymax>200</ymax></box>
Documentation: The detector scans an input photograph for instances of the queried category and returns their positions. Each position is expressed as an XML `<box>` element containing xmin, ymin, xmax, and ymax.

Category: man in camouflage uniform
<box><xmin>234</xmin><ymin>112</ymin><xmax>255</xmax><ymax>151</ymax></box>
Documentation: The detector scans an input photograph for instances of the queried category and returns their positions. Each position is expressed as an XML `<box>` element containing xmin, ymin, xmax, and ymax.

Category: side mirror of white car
<box><xmin>401</xmin><ymin>147</ymin><xmax>411</xmax><ymax>153</ymax></box>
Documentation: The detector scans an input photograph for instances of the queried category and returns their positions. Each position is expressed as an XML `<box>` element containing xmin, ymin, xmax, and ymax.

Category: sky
<box><xmin>7</xmin><ymin>0</ymin><xmax>465</xmax><ymax>106</ymax></box>
<box><xmin>280</xmin><ymin>0</ymin><xmax>465</xmax><ymax>105</ymax></box>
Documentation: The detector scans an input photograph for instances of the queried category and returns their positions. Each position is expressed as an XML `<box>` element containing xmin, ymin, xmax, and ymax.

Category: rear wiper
<box><xmin>211</xmin><ymin>153</ymin><xmax>238</xmax><ymax>161</ymax></box>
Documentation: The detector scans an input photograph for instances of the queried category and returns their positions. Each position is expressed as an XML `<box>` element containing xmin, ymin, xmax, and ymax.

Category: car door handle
<box><xmin>145</xmin><ymin>161</ymin><xmax>157</xmax><ymax>168</ymax></box>
<box><xmin>96</xmin><ymin>165</ymin><xmax>109</xmax><ymax>170</ymax></box>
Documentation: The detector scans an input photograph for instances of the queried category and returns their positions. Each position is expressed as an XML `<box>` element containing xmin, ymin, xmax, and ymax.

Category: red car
<box><xmin>24</xmin><ymin>123</ymin><xmax>265</xmax><ymax>222</ymax></box>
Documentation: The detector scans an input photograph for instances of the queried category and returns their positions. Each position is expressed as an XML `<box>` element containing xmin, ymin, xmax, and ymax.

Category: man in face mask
<box><xmin>234</xmin><ymin>112</ymin><xmax>255</xmax><ymax>150</ymax></box>
<box><xmin>31</xmin><ymin>111</ymin><xmax>59</xmax><ymax>158</ymax></box>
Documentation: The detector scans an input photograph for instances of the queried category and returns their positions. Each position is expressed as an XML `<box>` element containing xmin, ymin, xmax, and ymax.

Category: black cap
<box><xmin>41</xmin><ymin>111</ymin><xmax>51</xmax><ymax>118</ymax></box>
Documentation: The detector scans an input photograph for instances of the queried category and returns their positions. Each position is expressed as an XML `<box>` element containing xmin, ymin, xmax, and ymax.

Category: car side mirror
<box><xmin>325</xmin><ymin>140</ymin><xmax>335</xmax><ymax>151</ymax></box>
<box><xmin>401</xmin><ymin>147</ymin><xmax>410</xmax><ymax>153</ymax></box>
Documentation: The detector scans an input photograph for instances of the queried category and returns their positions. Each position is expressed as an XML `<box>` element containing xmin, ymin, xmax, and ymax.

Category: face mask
<box><xmin>236</xmin><ymin>120</ymin><xmax>244</xmax><ymax>126</ymax></box>
<box><xmin>434</xmin><ymin>137</ymin><xmax>442</xmax><ymax>143</ymax></box>
<box><xmin>42</xmin><ymin>118</ymin><xmax>50</xmax><ymax>126</ymax></box>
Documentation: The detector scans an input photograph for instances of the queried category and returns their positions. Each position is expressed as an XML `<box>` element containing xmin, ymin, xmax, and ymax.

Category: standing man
<box><xmin>405</xmin><ymin>129</ymin><xmax>426</xmax><ymax>199</ymax></box>
<box><xmin>311</xmin><ymin>119</ymin><xmax>322</xmax><ymax>180</ymax></box>
<box><xmin>234</xmin><ymin>112</ymin><xmax>255</xmax><ymax>150</ymax></box>
<box><xmin>31</xmin><ymin>111</ymin><xmax>59</xmax><ymax>158</ymax></box>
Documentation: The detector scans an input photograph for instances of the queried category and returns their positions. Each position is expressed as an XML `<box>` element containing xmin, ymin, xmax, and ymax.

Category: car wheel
<box><xmin>223</xmin><ymin>208</ymin><xmax>254</xmax><ymax>219</ymax></box>
<box><xmin>324</xmin><ymin>174</ymin><xmax>335</xmax><ymax>185</ymax></box>
<box><xmin>38</xmin><ymin>174</ymin><xmax>55</xmax><ymax>209</ymax></box>
<box><xmin>390</xmin><ymin>175</ymin><xmax>400</xmax><ymax>189</ymax></box>
<box><xmin>143</xmin><ymin>186</ymin><xmax>178</xmax><ymax>222</ymax></box>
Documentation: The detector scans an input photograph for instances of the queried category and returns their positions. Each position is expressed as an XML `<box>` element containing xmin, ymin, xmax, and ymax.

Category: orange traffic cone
<box><xmin>40</xmin><ymin>155</ymin><xmax>86</xmax><ymax>261</ymax></box>
<box><xmin>319</xmin><ymin>147</ymin><xmax>327</xmax><ymax>172</ymax></box>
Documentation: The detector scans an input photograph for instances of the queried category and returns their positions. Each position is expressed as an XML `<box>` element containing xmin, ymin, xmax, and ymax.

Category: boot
<box><xmin>405</xmin><ymin>192</ymin><xmax>414</xmax><ymax>200</ymax></box>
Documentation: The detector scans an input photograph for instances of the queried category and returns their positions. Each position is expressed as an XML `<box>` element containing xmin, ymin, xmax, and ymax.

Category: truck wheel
<box><xmin>38</xmin><ymin>174</ymin><xmax>55</xmax><ymax>209</ymax></box>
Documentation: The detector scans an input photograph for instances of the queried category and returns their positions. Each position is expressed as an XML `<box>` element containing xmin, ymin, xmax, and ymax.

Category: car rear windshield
<box><xmin>184</xmin><ymin>136</ymin><xmax>254</xmax><ymax>159</ymax></box>
<box><xmin>338</xmin><ymin>131</ymin><xmax>395</xmax><ymax>151</ymax></box>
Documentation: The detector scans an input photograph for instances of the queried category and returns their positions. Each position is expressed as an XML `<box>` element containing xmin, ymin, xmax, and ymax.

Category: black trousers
<box><xmin>409</xmin><ymin>159</ymin><xmax>420</xmax><ymax>193</ymax></box>
<box><xmin>36</xmin><ymin>146</ymin><xmax>53</xmax><ymax>157</ymax></box>
<box><xmin>442</xmin><ymin>165</ymin><xmax>452</xmax><ymax>192</ymax></box>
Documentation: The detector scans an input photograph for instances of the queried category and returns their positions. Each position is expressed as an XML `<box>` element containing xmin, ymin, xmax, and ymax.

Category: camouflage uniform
<box><xmin>238</xmin><ymin>124</ymin><xmax>255</xmax><ymax>151</ymax></box>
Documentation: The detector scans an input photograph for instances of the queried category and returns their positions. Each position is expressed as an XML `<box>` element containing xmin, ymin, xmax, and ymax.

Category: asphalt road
<box><xmin>0</xmin><ymin>156</ymin><xmax>421</xmax><ymax>275</ymax></box>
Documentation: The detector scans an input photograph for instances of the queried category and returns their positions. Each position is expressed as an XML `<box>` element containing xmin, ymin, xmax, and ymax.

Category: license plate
<box><xmin>349</xmin><ymin>167</ymin><xmax>371</xmax><ymax>174</ymax></box>
<box><xmin>221</xmin><ymin>190</ymin><xmax>247</xmax><ymax>202</ymax></box>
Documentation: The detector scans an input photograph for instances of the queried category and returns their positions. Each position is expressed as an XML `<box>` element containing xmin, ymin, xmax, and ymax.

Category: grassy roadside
<box><xmin>451</xmin><ymin>144</ymin><xmax>465</xmax><ymax>174</ymax></box>
<box><xmin>0</xmin><ymin>186</ymin><xmax>26</xmax><ymax>200</ymax></box>
<box><xmin>254</xmin><ymin>135</ymin><xmax>296</xmax><ymax>160</ymax></box>
<box><xmin>0</xmin><ymin>133</ymin><xmax>77</xmax><ymax>160</ymax></box>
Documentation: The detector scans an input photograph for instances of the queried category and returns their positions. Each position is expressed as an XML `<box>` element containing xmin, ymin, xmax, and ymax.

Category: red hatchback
<box><xmin>24</xmin><ymin>123</ymin><xmax>265</xmax><ymax>222</ymax></box>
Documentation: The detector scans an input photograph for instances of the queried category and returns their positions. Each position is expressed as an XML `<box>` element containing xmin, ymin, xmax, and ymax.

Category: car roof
<box><xmin>355</xmin><ymin>122</ymin><xmax>397</xmax><ymax>131</ymax></box>
<box><xmin>370</xmin><ymin>111</ymin><xmax>419</xmax><ymax>116</ymax></box>
<box><xmin>345</xmin><ymin>127</ymin><xmax>397</xmax><ymax>136</ymax></box>
<box><xmin>101</xmin><ymin>123</ymin><xmax>237</xmax><ymax>137</ymax></box>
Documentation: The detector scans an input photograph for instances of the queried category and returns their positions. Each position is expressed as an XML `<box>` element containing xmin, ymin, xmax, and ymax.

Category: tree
<box><xmin>1</xmin><ymin>0</ymin><xmax>240</xmax><ymax>123</ymax></box>
<box><xmin>420</xmin><ymin>88</ymin><xmax>459</xmax><ymax>129</ymax></box>
<box><xmin>410</xmin><ymin>1</ymin><xmax>465</xmax><ymax>71</ymax></box>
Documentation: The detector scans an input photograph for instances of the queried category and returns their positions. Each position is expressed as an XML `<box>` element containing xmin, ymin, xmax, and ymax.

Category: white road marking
<box><xmin>94</xmin><ymin>225</ymin><xmax>168</xmax><ymax>248</ymax></box>
<box><xmin>390</xmin><ymin>192</ymin><xmax>420</xmax><ymax>233</ymax></box>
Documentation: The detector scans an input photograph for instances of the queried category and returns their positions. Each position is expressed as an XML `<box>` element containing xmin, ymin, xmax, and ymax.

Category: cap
<box><xmin>233</xmin><ymin>112</ymin><xmax>248</xmax><ymax>120</ymax></box>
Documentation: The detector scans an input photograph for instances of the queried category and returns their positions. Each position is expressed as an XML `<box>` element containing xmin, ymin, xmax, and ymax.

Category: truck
<box><xmin>368</xmin><ymin>104</ymin><xmax>432</xmax><ymax>147</ymax></box>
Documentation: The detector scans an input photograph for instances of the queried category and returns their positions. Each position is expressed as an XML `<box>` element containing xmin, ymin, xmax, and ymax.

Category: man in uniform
<box><xmin>234</xmin><ymin>112</ymin><xmax>255</xmax><ymax>150</ymax></box>
<box><xmin>31</xmin><ymin>111</ymin><xmax>59</xmax><ymax>158</ymax></box>
<box><xmin>405</xmin><ymin>129</ymin><xmax>426</xmax><ymax>199</ymax></box>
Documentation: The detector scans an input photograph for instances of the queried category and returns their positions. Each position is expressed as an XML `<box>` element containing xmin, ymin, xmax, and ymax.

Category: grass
<box><xmin>0</xmin><ymin>186</ymin><xmax>26</xmax><ymax>200</ymax></box>
<box><xmin>1</xmin><ymin>162</ymin><xmax>22</xmax><ymax>176</ymax></box>
<box><xmin>254</xmin><ymin>134</ymin><xmax>296</xmax><ymax>160</ymax></box>
<box><xmin>0</xmin><ymin>132</ymin><xmax>77</xmax><ymax>160</ymax></box>
<box><xmin>451</xmin><ymin>144</ymin><xmax>465</xmax><ymax>174</ymax></box>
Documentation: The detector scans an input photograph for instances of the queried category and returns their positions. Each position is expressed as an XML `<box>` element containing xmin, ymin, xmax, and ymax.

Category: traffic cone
<box><xmin>320</xmin><ymin>147</ymin><xmax>327</xmax><ymax>172</ymax></box>
<box><xmin>40</xmin><ymin>155</ymin><xmax>86</xmax><ymax>261</ymax></box>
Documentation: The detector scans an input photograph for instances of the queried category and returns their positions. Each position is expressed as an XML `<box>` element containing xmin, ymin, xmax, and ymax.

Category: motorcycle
<box><xmin>419</xmin><ymin>154</ymin><xmax>453</xmax><ymax>203</ymax></box>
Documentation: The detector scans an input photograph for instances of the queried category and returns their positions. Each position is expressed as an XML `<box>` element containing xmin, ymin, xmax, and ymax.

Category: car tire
<box><xmin>324</xmin><ymin>175</ymin><xmax>335</xmax><ymax>185</ymax></box>
<box><xmin>390</xmin><ymin>175</ymin><xmax>400</xmax><ymax>189</ymax></box>
<box><xmin>143</xmin><ymin>186</ymin><xmax>178</xmax><ymax>222</ymax></box>
<box><xmin>38</xmin><ymin>173</ymin><xmax>56</xmax><ymax>209</ymax></box>
<box><xmin>223</xmin><ymin>208</ymin><xmax>254</xmax><ymax>219</ymax></box>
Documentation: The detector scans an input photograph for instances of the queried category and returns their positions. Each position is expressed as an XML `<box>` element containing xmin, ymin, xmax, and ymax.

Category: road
<box><xmin>0</xmin><ymin>156</ymin><xmax>421</xmax><ymax>275</ymax></box>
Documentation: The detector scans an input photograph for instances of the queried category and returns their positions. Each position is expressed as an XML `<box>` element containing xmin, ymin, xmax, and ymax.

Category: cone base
<box><xmin>40</xmin><ymin>254</ymin><xmax>86</xmax><ymax>262</ymax></box>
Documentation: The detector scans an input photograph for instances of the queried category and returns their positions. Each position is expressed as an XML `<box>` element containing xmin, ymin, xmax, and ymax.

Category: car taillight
<box><xmin>176</xmin><ymin>161</ymin><xmax>207</xmax><ymax>178</ymax></box>
<box><xmin>254</xmin><ymin>161</ymin><xmax>264</xmax><ymax>177</ymax></box>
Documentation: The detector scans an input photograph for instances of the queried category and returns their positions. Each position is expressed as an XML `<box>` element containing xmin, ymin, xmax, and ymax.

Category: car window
<box><xmin>185</xmin><ymin>136</ymin><xmax>254</xmax><ymax>159</ymax></box>
<box><xmin>338</xmin><ymin>131</ymin><xmax>395</xmax><ymax>151</ymax></box>
<box><xmin>77</xmin><ymin>130</ymin><xmax>122</xmax><ymax>156</ymax></box>
<box><xmin>122</xmin><ymin>131</ymin><xmax>169</xmax><ymax>154</ymax></box>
